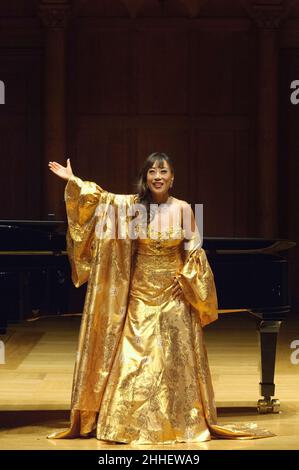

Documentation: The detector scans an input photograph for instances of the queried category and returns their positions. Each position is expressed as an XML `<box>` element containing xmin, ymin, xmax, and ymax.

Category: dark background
<box><xmin>0</xmin><ymin>0</ymin><xmax>298</xmax><ymax>309</ymax></box>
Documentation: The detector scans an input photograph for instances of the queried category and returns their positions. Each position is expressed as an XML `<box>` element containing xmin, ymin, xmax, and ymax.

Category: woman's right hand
<box><xmin>48</xmin><ymin>158</ymin><xmax>73</xmax><ymax>181</ymax></box>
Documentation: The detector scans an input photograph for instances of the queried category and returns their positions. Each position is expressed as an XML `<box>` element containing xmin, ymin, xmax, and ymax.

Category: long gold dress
<box><xmin>47</xmin><ymin>175</ymin><xmax>274</xmax><ymax>443</ymax></box>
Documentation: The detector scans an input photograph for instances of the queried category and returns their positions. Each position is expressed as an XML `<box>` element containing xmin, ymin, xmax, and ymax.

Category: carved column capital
<box><xmin>38</xmin><ymin>2</ymin><xmax>72</xmax><ymax>29</ymax></box>
<box><xmin>250</xmin><ymin>3</ymin><xmax>285</xmax><ymax>30</ymax></box>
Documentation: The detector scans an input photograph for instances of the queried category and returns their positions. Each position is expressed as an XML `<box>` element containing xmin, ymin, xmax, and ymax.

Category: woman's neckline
<box><xmin>147</xmin><ymin>224</ymin><xmax>183</xmax><ymax>234</ymax></box>
<box><xmin>150</xmin><ymin>195</ymin><xmax>173</xmax><ymax>206</ymax></box>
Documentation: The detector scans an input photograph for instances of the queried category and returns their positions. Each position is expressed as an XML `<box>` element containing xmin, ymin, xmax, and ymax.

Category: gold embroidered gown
<box><xmin>47</xmin><ymin>175</ymin><xmax>274</xmax><ymax>444</ymax></box>
<box><xmin>96</xmin><ymin>224</ymin><xmax>217</xmax><ymax>444</ymax></box>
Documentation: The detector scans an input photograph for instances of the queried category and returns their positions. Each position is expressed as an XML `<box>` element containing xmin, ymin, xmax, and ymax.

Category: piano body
<box><xmin>205</xmin><ymin>237</ymin><xmax>296</xmax><ymax>414</ymax></box>
<box><xmin>0</xmin><ymin>220</ymin><xmax>296</xmax><ymax>414</ymax></box>
<box><xmin>0</xmin><ymin>220</ymin><xmax>77</xmax><ymax>332</ymax></box>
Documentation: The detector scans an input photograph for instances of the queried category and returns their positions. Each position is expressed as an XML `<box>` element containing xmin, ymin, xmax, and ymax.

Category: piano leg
<box><xmin>257</xmin><ymin>320</ymin><xmax>282</xmax><ymax>414</ymax></box>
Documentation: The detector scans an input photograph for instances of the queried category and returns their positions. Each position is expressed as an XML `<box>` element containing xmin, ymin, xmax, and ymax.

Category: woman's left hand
<box><xmin>172</xmin><ymin>276</ymin><xmax>184</xmax><ymax>302</ymax></box>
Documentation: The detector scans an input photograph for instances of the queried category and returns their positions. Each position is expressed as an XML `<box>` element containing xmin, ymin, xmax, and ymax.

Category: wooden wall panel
<box><xmin>279</xmin><ymin>47</ymin><xmax>299</xmax><ymax>311</ymax></box>
<box><xmin>189</xmin><ymin>28</ymin><xmax>254</xmax><ymax>115</ymax></box>
<box><xmin>232</xmin><ymin>30</ymin><xmax>256</xmax><ymax>115</ymax></box>
<box><xmin>190</xmin><ymin>31</ymin><xmax>235</xmax><ymax>114</ymax></box>
<box><xmin>67</xmin><ymin>19</ymin><xmax>254</xmax><ymax>240</ymax></box>
<box><xmin>0</xmin><ymin>1</ymin><xmax>298</xmax><ymax>309</ymax></box>
<box><xmin>72</xmin><ymin>118</ymin><xmax>134</xmax><ymax>195</ymax></box>
<box><xmin>0</xmin><ymin>49</ymin><xmax>42</xmax><ymax>219</ymax></box>
<box><xmin>200</xmin><ymin>0</ymin><xmax>247</xmax><ymax>17</ymax></box>
<box><xmin>75</xmin><ymin>0</ymin><xmax>129</xmax><ymax>17</ymax></box>
<box><xmin>0</xmin><ymin>0</ymin><xmax>297</xmax><ymax>308</ymax></box>
<box><xmin>139</xmin><ymin>0</ymin><xmax>188</xmax><ymax>17</ymax></box>
<box><xmin>0</xmin><ymin>0</ymin><xmax>36</xmax><ymax>17</ymax></box>
<box><xmin>192</xmin><ymin>131</ymin><xmax>235</xmax><ymax>236</ymax></box>
<box><xmin>74</xmin><ymin>29</ymin><xmax>132</xmax><ymax>114</ymax></box>
<box><xmin>234</xmin><ymin>130</ymin><xmax>250</xmax><ymax>236</ymax></box>
<box><xmin>136</xmin><ymin>29</ymin><xmax>189</xmax><ymax>114</ymax></box>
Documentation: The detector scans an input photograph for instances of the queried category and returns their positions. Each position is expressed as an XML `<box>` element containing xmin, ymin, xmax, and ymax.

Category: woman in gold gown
<box><xmin>47</xmin><ymin>152</ymin><xmax>274</xmax><ymax>444</ymax></box>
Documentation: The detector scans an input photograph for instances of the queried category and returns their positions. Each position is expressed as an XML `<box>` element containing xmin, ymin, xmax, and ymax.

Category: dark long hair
<box><xmin>134</xmin><ymin>152</ymin><xmax>174</xmax><ymax>225</ymax></box>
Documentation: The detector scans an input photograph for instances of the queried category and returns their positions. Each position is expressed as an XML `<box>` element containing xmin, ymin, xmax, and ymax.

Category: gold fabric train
<box><xmin>47</xmin><ymin>175</ymin><xmax>275</xmax><ymax>444</ymax></box>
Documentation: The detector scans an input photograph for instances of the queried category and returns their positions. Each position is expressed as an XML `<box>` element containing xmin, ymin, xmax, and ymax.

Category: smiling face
<box><xmin>146</xmin><ymin>159</ymin><xmax>173</xmax><ymax>198</ymax></box>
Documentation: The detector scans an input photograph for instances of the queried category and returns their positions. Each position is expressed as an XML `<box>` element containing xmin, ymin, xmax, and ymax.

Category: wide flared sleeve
<box><xmin>64</xmin><ymin>174</ymin><xmax>108</xmax><ymax>288</ymax></box>
<box><xmin>176</xmin><ymin>230</ymin><xmax>218</xmax><ymax>328</ymax></box>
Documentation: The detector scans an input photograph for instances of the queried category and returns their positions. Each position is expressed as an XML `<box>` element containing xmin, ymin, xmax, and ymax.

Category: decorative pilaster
<box><xmin>250</xmin><ymin>3</ymin><xmax>284</xmax><ymax>237</ymax></box>
<box><xmin>38</xmin><ymin>1</ymin><xmax>72</xmax><ymax>218</ymax></box>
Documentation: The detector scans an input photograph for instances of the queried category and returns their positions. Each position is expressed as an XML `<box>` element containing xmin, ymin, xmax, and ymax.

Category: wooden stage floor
<box><xmin>0</xmin><ymin>312</ymin><xmax>298</xmax><ymax>450</ymax></box>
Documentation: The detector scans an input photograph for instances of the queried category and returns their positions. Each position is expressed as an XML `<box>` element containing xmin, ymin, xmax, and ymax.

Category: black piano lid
<box><xmin>0</xmin><ymin>221</ymin><xmax>296</xmax><ymax>254</ymax></box>
<box><xmin>0</xmin><ymin>219</ymin><xmax>66</xmax><ymax>228</ymax></box>
<box><xmin>0</xmin><ymin>219</ymin><xmax>67</xmax><ymax>252</ymax></box>
<box><xmin>201</xmin><ymin>237</ymin><xmax>296</xmax><ymax>254</ymax></box>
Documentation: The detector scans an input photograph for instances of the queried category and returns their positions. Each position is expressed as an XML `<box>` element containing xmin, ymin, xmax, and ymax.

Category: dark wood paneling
<box><xmin>74</xmin><ymin>120</ymin><xmax>133</xmax><ymax>195</ymax></box>
<box><xmin>66</xmin><ymin>17</ymin><xmax>255</xmax><ymax>241</ymax></box>
<box><xmin>139</xmin><ymin>0</ymin><xmax>188</xmax><ymax>18</ymax></box>
<box><xmin>0</xmin><ymin>49</ymin><xmax>42</xmax><ymax>219</ymax></box>
<box><xmin>0</xmin><ymin>0</ymin><xmax>36</xmax><ymax>17</ymax></box>
<box><xmin>190</xmin><ymin>30</ymin><xmax>235</xmax><ymax>114</ymax></box>
<box><xmin>136</xmin><ymin>29</ymin><xmax>189</xmax><ymax>114</ymax></box>
<box><xmin>279</xmin><ymin>47</ymin><xmax>299</xmax><ymax>310</ymax></box>
<box><xmin>200</xmin><ymin>0</ymin><xmax>248</xmax><ymax>17</ymax></box>
<box><xmin>74</xmin><ymin>29</ymin><xmax>132</xmax><ymax>114</ymax></box>
<box><xmin>75</xmin><ymin>0</ymin><xmax>129</xmax><ymax>18</ymax></box>
<box><xmin>0</xmin><ymin>2</ymin><xmax>294</xmax><ymax>262</ymax></box>
<box><xmin>193</xmin><ymin>130</ymin><xmax>235</xmax><ymax>236</ymax></box>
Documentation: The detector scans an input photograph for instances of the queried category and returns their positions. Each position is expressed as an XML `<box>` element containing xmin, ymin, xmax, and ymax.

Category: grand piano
<box><xmin>0</xmin><ymin>220</ymin><xmax>296</xmax><ymax>415</ymax></box>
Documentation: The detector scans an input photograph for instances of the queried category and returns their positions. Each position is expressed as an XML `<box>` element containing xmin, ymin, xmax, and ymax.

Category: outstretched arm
<box><xmin>48</xmin><ymin>158</ymin><xmax>73</xmax><ymax>181</ymax></box>
<box><xmin>48</xmin><ymin>158</ymin><xmax>108</xmax><ymax>287</ymax></box>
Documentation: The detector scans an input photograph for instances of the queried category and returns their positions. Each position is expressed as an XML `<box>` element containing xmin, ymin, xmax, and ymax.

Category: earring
<box><xmin>170</xmin><ymin>180</ymin><xmax>174</xmax><ymax>188</ymax></box>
